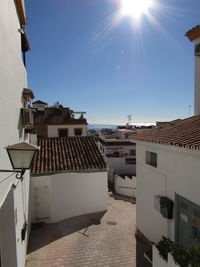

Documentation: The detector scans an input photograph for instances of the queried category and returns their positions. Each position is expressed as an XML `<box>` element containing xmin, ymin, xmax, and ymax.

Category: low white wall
<box><xmin>31</xmin><ymin>171</ymin><xmax>108</xmax><ymax>223</ymax></box>
<box><xmin>47</xmin><ymin>125</ymin><xmax>87</xmax><ymax>137</ymax></box>
<box><xmin>106</xmin><ymin>157</ymin><xmax>136</xmax><ymax>175</ymax></box>
<box><xmin>153</xmin><ymin>245</ymin><xmax>180</xmax><ymax>267</ymax></box>
<box><xmin>114</xmin><ymin>175</ymin><xmax>136</xmax><ymax>197</ymax></box>
<box><xmin>99</xmin><ymin>143</ymin><xmax>136</xmax><ymax>176</ymax></box>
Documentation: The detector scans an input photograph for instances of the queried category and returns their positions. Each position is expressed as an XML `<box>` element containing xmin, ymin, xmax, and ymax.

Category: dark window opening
<box><xmin>74</xmin><ymin>128</ymin><xmax>82</xmax><ymax>136</ymax></box>
<box><xmin>125</xmin><ymin>158</ymin><xmax>136</xmax><ymax>164</ymax></box>
<box><xmin>106</xmin><ymin>151</ymin><xmax>120</xmax><ymax>158</ymax></box>
<box><xmin>58</xmin><ymin>129</ymin><xmax>68</xmax><ymax>137</ymax></box>
<box><xmin>146</xmin><ymin>151</ymin><xmax>157</xmax><ymax>168</ymax></box>
<box><xmin>20</xmin><ymin>28</ymin><xmax>30</xmax><ymax>66</ymax></box>
<box><xmin>130</xmin><ymin>149</ymin><xmax>136</xmax><ymax>156</ymax></box>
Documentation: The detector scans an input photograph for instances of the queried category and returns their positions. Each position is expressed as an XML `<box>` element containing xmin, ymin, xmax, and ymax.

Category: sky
<box><xmin>26</xmin><ymin>0</ymin><xmax>200</xmax><ymax>125</ymax></box>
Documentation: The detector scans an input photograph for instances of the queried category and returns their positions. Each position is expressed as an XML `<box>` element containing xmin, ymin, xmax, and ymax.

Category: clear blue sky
<box><xmin>26</xmin><ymin>0</ymin><xmax>200</xmax><ymax>124</ymax></box>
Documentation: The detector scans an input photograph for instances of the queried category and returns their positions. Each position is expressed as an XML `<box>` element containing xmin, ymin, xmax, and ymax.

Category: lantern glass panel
<box><xmin>8</xmin><ymin>150</ymin><xmax>35</xmax><ymax>169</ymax></box>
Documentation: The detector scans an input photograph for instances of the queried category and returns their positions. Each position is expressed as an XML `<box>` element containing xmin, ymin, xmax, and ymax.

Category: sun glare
<box><xmin>121</xmin><ymin>0</ymin><xmax>153</xmax><ymax>19</ymax></box>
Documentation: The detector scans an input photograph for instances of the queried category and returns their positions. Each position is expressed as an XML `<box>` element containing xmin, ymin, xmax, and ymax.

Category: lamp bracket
<box><xmin>0</xmin><ymin>169</ymin><xmax>26</xmax><ymax>179</ymax></box>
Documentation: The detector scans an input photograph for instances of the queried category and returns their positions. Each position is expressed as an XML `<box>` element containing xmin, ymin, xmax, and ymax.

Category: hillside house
<box><xmin>32</xmin><ymin>100</ymin><xmax>88</xmax><ymax>138</ymax></box>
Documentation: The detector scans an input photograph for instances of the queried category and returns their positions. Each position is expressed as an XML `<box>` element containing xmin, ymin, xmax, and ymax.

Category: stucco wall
<box><xmin>48</xmin><ymin>125</ymin><xmax>87</xmax><ymax>137</ymax></box>
<box><xmin>101</xmin><ymin>144</ymin><xmax>136</xmax><ymax>175</ymax></box>
<box><xmin>31</xmin><ymin>172</ymin><xmax>108</xmax><ymax>223</ymax></box>
<box><xmin>136</xmin><ymin>141</ymin><xmax>200</xmax><ymax>244</ymax></box>
<box><xmin>0</xmin><ymin>0</ymin><xmax>27</xmax><ymax>204</ymax></box>
<box><xmin>114</xmin><ymin>175</ymin><xmax>136</xmax><ymax>197</ymax></box>
<box><xmin>0</xmin><ymin>0</ymin><xmax>29</xmax><ymax>266</ymax></box>
<box><xmin>194</xmin><ymin>38</ymin><xmax>200</xmax><ymax>115</ymax></box>
<box><xmin>153</xmin><ymin>245</ymin><xmax>180</xmax><ymax>267</ymax></box>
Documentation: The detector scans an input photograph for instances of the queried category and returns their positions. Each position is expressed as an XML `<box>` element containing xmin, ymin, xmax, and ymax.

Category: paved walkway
<box><xmin>26</xmin><ymin>195</ymin><xmax>136</xmax><ymax>267</ymax></box>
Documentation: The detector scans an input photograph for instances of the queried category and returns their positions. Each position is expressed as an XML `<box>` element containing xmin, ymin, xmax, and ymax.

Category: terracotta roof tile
<box><xmin>31</xmin><ymin>136</ymin><xmax>107</xmax><ymax>175</ymax></box>
<box><xmin>130</xmin><ymin>116</ymin><xmax>200</xmax><ymax>150</ymax></box>
<box><xmin>32</xmin><ymin>100</ymin><xmax>48</xmax><ymax>105</ymax></box>
<box><xmin>185</xmin><ymin>25</ymin><xmax>200</xmax><ymax>41</ymax></box>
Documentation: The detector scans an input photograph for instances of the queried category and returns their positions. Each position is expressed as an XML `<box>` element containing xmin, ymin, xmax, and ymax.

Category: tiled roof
<box><xmin>130</xmin><ymin>116</ymin><xmax>200</xmax><ymax>150</ymax></box>
<box><xmin>34</xmin><ymin>106</ymin><xmax>88</xmax><ymax>125</ymax></box>
<box><xmin>185</xmin><ymin>25</ymin><xmax>200</xmax><ymax>41</ymax></box>
<box><xmin>31</xmin><ymin>136</ymin><xmax>107</xmax><ymax>175</ymax></box>
<box><xmin>32</xmin><ymin>100</ymin><xmax>48</xmax><ymax>105</ymax></box>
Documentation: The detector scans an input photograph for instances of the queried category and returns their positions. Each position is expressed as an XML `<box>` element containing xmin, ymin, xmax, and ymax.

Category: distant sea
<box><xmin>88</xmin><ymin>122</ymin><xmax>155</xmax><ymax>130</ymax></box>
<box><xmin>88</xmin><ymin>124</ymin><xmax>120</xmax><ymax>130</ymax></box>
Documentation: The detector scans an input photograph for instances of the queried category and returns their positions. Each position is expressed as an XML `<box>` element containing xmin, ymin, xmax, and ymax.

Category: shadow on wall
<box><xmin>28</xmin><ymin>210</ymin><xmax>107</xmax><ymax>253</ymax></box>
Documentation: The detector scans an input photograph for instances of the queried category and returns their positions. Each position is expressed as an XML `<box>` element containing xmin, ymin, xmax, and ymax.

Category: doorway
<box><xmin>176</xmin><ymin>194</ymin><xmax>200</xmax><ymax>248</ymax></box>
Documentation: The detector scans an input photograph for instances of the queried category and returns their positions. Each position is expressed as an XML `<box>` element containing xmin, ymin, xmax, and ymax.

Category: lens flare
<box><xmin>121</xmin><ymin>0</ymin><xmax>153</xmax><ymax>19</ymax></box>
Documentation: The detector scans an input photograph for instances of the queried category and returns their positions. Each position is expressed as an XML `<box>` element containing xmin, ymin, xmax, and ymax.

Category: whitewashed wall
<box><xmin>153</xmin><ymin>245</ymin><xmax>180</xmax><ymax>267</ymax></box>
<box><xmin>114</xmin><ymin>175</ymin><xmax>136</xmax><ymax>198</ymax></box>
<box><xmin>194</xmin><ymin>37</ymin><xmax>200</xmax><ymax>115</ymax></box>
<box><xmin>31</xmin><ymin>172</ymin><xmax>108</xmax><ymax>223</ymax></box>
<box><xmin>48</xmin><ymin>125</ymin><xmax>87</xmax><ymax>137</ymax></box>
<box><xmin>0</xmin><ymin>0</ymin><xmax>29</xmax><ymax>267</ymax></box>
<box><xmin>136</xmin><ymin>141</ymin><xmax>200</xmax><ymax>244</ymax></box>
<box><xmin>101</xmin><ymin>145</ymin><xmax>136</xmax><ymax>175</ymax></box>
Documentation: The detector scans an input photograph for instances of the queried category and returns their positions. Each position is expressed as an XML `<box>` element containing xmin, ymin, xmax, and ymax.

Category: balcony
<box><xmin>21</xmin><ymin>108</ymin><xmax>34</xmax><ymax>125</ymax></box>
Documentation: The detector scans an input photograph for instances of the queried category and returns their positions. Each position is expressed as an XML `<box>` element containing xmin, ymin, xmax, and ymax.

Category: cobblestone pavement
<box><xmin>26</xmin><ymin>195</ymin><xmax>136</xmax><ymax>267</ymax></box>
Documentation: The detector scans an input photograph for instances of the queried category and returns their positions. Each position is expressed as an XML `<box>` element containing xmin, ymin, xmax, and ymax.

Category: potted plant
<box><xmin>24</xmin><ymin>125</ymin><xmax>36</xmax><ymax>134</ymax></box>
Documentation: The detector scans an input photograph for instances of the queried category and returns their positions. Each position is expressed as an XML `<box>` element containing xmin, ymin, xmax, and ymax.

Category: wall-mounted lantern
<box><xmin>0</xmin><ymin>142</ymin><xmax>39</xmax><ymax>179</ymax></box>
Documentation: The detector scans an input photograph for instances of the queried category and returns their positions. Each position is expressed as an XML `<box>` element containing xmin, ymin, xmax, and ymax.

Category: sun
<box><xmin>121</xmin><ymin>0</ymin><xmax>153</xmax><ymax>19</ymax></box>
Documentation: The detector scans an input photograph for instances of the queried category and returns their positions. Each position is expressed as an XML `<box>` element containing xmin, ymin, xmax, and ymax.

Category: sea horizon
<box><xmin>88</xmin><ymin>122</ymin><xmax>156</xmax><ymax>130</ymax></box>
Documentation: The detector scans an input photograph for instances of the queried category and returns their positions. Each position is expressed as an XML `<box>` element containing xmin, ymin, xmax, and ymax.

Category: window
<box><xmin>58</xmin><ymin>128</ymin><xmax>68</xmax><ymax>137</ymax></box>
<box><xmin>176</xmin><ymin>194</ymin><xmax>200</xmax><ymax>248</ymax></box>
<box><xmin>145</xmin><ymin>151</ymin><xmax>157</xmax><ymax>167</ymax></box>
<box><xmin>106</xmin><ymin>152</ymin><xmax>120</xmax><ymax>158</ymax></box>
<box><xmin>130</xmin><ymin>149</ymin><xmax>136</xmax><ymax>156</ymax></box>
<box><xmin>125</xmin><ymin>158</ymin><xmax>136</xmax><ymax>164</ymax></box>
<box><xmin>74</xmin><ymin>128</ymin><xmax>82</xmax><ymax>136</ymax></box>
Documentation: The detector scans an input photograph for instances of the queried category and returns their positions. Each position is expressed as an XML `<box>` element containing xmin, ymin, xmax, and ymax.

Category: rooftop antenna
<box><xmin>127</xmin><ymin>114</ymin><xmax>132</xmax><ymax>126</ymax></box>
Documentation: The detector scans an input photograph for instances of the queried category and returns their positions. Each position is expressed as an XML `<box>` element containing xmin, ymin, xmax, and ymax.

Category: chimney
<box><xmin>186</xmin><ymin>25</ymin><xmax>200</xmax><ymax>116</ymax></box>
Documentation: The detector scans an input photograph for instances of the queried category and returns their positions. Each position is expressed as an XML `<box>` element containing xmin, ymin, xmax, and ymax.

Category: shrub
<box><xmin>156</xmin><ymin>236</ymin><xmax>174</xmax><ymax>261</ymax></box>
<box><xmin>156</xmin><ymin>237</ymin><xmax>200</xmax><ymax>267</ymax></box>
<box><xmin>171</xmin><ymin>243</ymin><xmax>191</xmax><ymax>267</ymax></box>
<box><xmin>189</xmin><ymin>245</ymin><xmax>200</xmax><ymax>267</ymax></box>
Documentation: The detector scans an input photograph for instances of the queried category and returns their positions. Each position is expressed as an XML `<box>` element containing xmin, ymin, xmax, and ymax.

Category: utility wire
<box><xmin>0</xmin><ymin>172</ymin><xmax>15</xmax><ymax>184</ymax></box>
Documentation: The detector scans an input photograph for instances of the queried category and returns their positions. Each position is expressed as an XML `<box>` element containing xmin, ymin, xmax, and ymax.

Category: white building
<box><xmin>132</xmin><ymin>117</ymin><xmax>200</xmax><ymax>266</ymax></box>
<box><xmin>0</xmin><ymin>1</ymin><xmax>33</xmax><ymax>266</ymax></box>
<box><xmin>131</xmin><ymin>25</ymin><xmax>200</xmax><ymax>267</ymax></box>
<box><xmin>186</xmin><ymin>25</ymin><xmax>200</xmax><ymax>116</ymax></box>
<box><xmin>114</xmin><ymin>174</ymin><xmax>136</xmax><ymax>198</ymax></box>
<box><xmin>32</xmin><ymin>100</ymin><xmax>88</xmax><ymax>138</ymax></box>
<box><xmin>31</xmin><ymin>136</ymin><xmax>108</xmax><ymax>223</ymax></box>
<box><xmin>98</xmin><ymin>127</ymin><xmax>136</xmax><ymax>197</ymax></box>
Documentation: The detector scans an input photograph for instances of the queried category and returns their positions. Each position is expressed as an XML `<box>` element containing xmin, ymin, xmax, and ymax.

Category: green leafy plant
<box><xmin>171</xmin><ymin>243</ymin><xmax>191</xmax><ymax>267</ymax></box>
<box><xmin>25</xmin><ymin>125</ymin><xmax>34</xmax><ymax>129</ymax></box>
<box><xmin>156</xmin><ymin>237</ymin><xmax>200</xmax><ymax>267</ymax></box>
<box><xmin>189</xmin><ymin>245</ymin><xmax>200</xmax><ymax>267</ymax></box>
<box><xmin>156</xmin><ymin>236</ymin><xmax>174</xmax><ymax>261</ymax></box>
